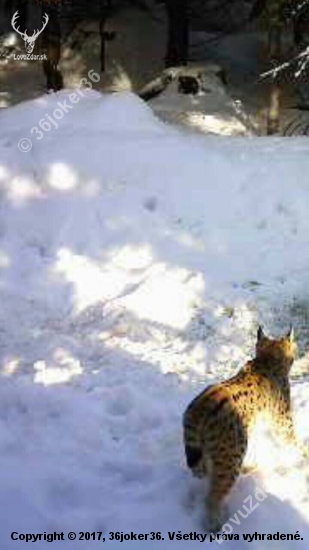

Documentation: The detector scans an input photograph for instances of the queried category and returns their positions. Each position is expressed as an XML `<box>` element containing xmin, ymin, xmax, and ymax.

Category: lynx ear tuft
<box><xmin>257</xmin><ymin>325</ymin><xmax>265</xmax><ymax>341</ymax></box>
<box><xmin>286</xmin><ymin>326</ymin><xmax>294</xmax><ymax>342</ymax></box>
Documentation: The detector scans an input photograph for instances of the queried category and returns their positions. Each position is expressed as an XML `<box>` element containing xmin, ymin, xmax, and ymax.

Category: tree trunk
<box><xmin>165</xmin><ymin>0</ymin><xmax>189</xmax><ymax>67</ymax></box>
<box><xmin>267</xmin><ymin>84</ymin><xmax>281</xmax><ymax>135</ymax></box>
<box><xmin>42</xmin><ymin>4</ymin><xmax>63</xmax><ymax>91</ymax></box>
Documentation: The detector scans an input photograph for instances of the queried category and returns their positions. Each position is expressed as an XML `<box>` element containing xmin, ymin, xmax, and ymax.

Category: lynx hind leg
<box><xmin>207</xmin><ymin>445</ymin><xmax>247</xmax><ymax>532</ymax></box>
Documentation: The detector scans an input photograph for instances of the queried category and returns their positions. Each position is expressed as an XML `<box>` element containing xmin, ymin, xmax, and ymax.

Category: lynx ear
<box><xmin>257</xmin><ymin>325</ymin><xmax>265</xmax><ymax>341</ymax></box>
<box><xmin>286</xmin><ymin>326</ymin><xmax>294</xmax><ymax>342</ymax></box>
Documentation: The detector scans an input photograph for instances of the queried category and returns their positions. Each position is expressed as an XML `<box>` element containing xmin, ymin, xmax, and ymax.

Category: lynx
<box><xmin>183</xmin><ymin>326</ymin><xmax>308</xmax><ymax>531</ymax></box>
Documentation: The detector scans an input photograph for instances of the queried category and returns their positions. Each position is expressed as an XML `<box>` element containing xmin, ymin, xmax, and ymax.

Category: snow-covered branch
<box><xmin>261</xmin><ymin>44</ymin><xmax>309</xmax><ymax>80</ymax></box>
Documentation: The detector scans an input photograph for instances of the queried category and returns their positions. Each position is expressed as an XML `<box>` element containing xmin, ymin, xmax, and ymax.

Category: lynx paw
<box><xmin>207</xmin><ymin>506</ymin><xmax>225</xmax><ymax>533</ymax></box>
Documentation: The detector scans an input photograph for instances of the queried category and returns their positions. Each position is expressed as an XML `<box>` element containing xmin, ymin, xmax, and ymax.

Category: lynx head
<box><xmin>255</xmin><ymin>325</ymin><xmax>297</xmax><ymax>373</ymax></box>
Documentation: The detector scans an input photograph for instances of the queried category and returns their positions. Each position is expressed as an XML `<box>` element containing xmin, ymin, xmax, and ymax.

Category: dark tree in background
<box><xmin>42</xmin><ymin>1</ymin><xmax>62</xmax><ymax>90</ymax></box>
<box><xmin>165</xmin><ymin>0</ymin><xmax>189</xmax><ymax>66</ymax></box>
<box><xmin>1</xmin><ymin>0</ymin><xmax>309</xmax><ymax>98</ymax></box>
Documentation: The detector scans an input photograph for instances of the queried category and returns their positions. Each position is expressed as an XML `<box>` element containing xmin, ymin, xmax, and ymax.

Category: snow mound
<box><xmin>0</xmin><ymin>91</ymin><xmax>309</xmax><ymax>547</ymax></box>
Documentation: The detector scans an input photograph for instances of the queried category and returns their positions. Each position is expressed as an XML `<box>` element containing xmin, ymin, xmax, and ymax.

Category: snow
<box><xmin>0</xmin><ymin>89</ymin><xmax>309</xmax><ymax>547</ymax></box>
<box><xmin>148</xmin><ymin>64</ymin><xmax>252</xmax><ymax>136</ymax></box>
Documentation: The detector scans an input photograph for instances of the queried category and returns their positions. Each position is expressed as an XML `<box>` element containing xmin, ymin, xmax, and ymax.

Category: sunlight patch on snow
<box><xmin>52</xmin><ymin>244</ymin><xmax>154</xmax><ymax>313</ymax></box>
<box><xmin>101</xmin><ymin>330</ymin><xmax>206</xmax><ymax>377</ymax></box>
<box><xmin>119</xmin><ymin>265</ymin><xmax>204</xmax><ymax>329</ymax></box>
<box><xmin>53</xmin><ymin>243</ymin><xmax>204</xmax><ymax>328</ymax></box>
<box><xmin>0</xmin><ymin>251</ymin><xmax>10</xmax><ymax>268</ymax></box>
<box><xmin>7</xmin><ymin>176</ymin><xmax>42</xmax><ymax>205</ymax></box>
<box><xmin>265</xmin><ymin>468</ymin><xmax>308</xmax><ymax>506</ymax></box>
<box><xmin>247</xmin><ymin>417</ymin><xmax>301</xmax><ymax>475</ymax></box>
<box><xmin>0</xmin><ymin>165</ymin><xmax>9</xmax><ymax>182</ymax></box>
<box><xmin>185</xmin><ymin>112</ymin><xmax>246</xmax><ymax>136</ymax></box>
<box><xmin>210</xmin><ymin>303</ymin><xmax>256</xmax><ymax>371</ymax></box>
<box><xmin>33</xmin><ymin>349</ymin><xmax>82</xmax><ymax>386</ymax></box>
<box><xmin>99</xmin><ymin>295</ymin><xmax>256</xmax><ymax>378</ymax></box>
<box><xmin>2</xmin><ymin>357</ymin><xmax>20</xmax><ymax>376</ymax></box>
<box><xmin>0</xmin><ymin>93</ymin><xmax>9</xmax><ymax>109</ymax></box>
<box><xmin>46</xmin><ymin>163</ymin><xmax>78</xmax><ymax>191</ymax></box>
<box><xmin>53</xmin><ymin>248</ymin><xmax>127</xmax><ymax>312</ymax></box>
<box><xmin>295</xmin><ymin>410</ymin><xmax>309</xmax><ymax>442</ymax></box>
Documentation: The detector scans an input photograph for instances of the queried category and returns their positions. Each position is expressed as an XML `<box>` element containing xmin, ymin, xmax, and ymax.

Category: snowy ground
<box><xmin>0</xmin><ymin>90</ymin><xmax>309</xmax><ymax>547</ymax></box>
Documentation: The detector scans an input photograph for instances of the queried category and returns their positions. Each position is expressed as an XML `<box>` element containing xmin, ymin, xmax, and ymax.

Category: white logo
<box><xmin>11</xmin><ymin>10</ymin><xmax>49</xmax><ymax>54</ymax></box>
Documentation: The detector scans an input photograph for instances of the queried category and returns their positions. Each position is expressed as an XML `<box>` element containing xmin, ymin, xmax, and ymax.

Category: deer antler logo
<box><xmin>11</xmin><ymin>11</ymin><xmax>49</xmax><ymax>54</ymax></box>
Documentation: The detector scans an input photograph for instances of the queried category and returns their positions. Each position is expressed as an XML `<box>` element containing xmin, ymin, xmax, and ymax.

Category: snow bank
<box><xmin>0</xmin><ymin>90</ymin><xmax>309</xmax><ymax>547</ymax></box>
